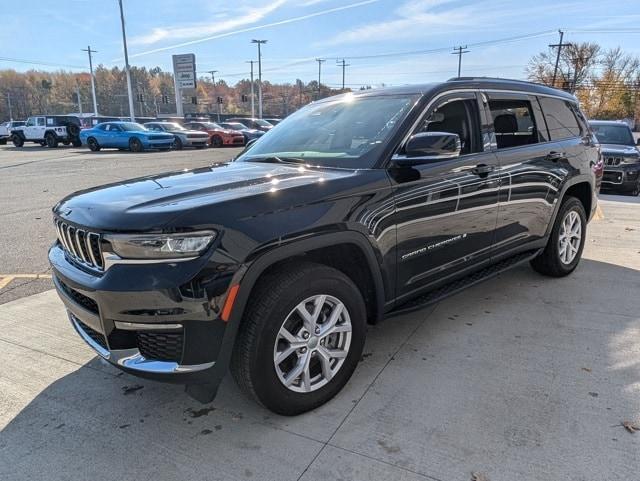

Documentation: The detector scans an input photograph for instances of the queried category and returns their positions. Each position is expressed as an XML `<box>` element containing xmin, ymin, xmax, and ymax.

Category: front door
<box><xmin>389</xmin><ymin>92</ymin><xmax>501</xmax><ymax>302</ymax></box>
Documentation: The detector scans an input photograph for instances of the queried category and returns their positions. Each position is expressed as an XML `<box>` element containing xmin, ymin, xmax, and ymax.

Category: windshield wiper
<box><xmin>247</xmin><ymin>156</ymin><xmax>307</xmax><ymax>165</ymax></box>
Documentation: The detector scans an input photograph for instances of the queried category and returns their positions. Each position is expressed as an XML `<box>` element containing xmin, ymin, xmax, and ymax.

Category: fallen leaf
<box><xmin>624</xmin><ymin>227</ymin><xmax>635</xmax><ymax>231</ymax></box>
<box><xmin>622</xmin><ymin>421</ymin><xmax>639</xmax><ymax>433</ymax></box>
<box><xmin>471</xmin><ymin>472</ymin><xmax>491</xmax><ymax>481</ymax></box>
<box><xmin>581</xmin><ymin>367</ymin><xmax>592</xmax><ymax>373</ymax></box>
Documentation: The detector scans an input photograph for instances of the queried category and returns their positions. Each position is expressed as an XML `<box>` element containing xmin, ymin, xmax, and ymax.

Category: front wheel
<box><xmin>172</xmin><ymin>137</ymin><xmax>183</xmax><ymax>150</ymax></box>
<box><xmin>129</xmin><ymin>137</ymin><xmax>143</xmax><ymax>152</ymax></box>
<box><xmin>629</xmin><ymin>182</ymin><xmax>640</xmax><ymax>197</ymax></box>
<box><xmin>12</xmin><ymin>135</ymin><xmax>24</xmax><ymax>147</ymax></box>
<box><xmin>231</xmin><ymin>262</ymin><xmax>366</xmax><ymax>415</ymax></box>
<box><xmin>210</xmin><ymin>135</ymin><xmax>223</xmax><ymax>148</ymax></box>
<box><xmin>530</xmin><ymin>196</ymin><xmax>587</xmax><ymax>277</ymax></box>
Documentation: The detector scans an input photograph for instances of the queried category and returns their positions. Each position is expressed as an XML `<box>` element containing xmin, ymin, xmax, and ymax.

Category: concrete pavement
<box><xmin>0</xmin><ymin>195</ymin><xmax>639</xmax><ymax>481</ymax></box>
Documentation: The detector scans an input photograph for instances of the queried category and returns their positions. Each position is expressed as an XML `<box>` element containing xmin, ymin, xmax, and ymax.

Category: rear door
<box><xmin>389</xmin><ymin>91</ymin><xmax>501</xmax><ymax>300</ymax></box>
<box><xmin>484</xmin><ymin>92</ymin><xmax>569</xmax><ymax>253</ymax></box>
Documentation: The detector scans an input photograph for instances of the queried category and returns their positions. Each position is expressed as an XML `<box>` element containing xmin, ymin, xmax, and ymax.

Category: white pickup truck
<box><xmin>0</xmin><ymin>121</ymin><xmax>25</xmax><ymax>144</ymax></box>
<box><xmin>10</xmin><ymin>115</ymin><xmax>82</xmax><ymax>148</ymax></box>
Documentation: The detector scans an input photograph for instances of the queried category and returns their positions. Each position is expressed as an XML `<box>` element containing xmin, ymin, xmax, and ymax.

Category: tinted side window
<box><xmin>538</xmin><ymin>97</ymin><xmax>581</xmax><ymax>140</ymax></box>
<box><xmin>414</xmin><ymin>98</ymin><xmax>482</xmax><ymax>155</ymax></box>
<box><xmin>489</xmin><ymin>99</ymin><xmax>539</xmax><ymax>149</ymax></box>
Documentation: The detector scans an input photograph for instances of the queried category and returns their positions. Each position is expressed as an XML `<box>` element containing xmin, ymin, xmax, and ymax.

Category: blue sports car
<box><xmin>80</xmin><ymin>121</ymin><xmax>174</xmax><ymax>152</ymax></box>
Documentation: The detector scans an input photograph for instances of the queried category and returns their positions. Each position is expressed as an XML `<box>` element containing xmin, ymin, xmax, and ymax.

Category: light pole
<box><xmin>117</xmin><ymin>0</ymin><xmax>136</xmax><ymax>121</ymax></box>
<box><xmin>82</xmin><ymin>46</ymin><xmax>99</xmax><ymax>116</ymax></box>
<box><xmin>246</xmin><ymin>60</ymin><xmax>255</xmax><ymax>117</ymax></box>
<box><xmin>6</xmin><ymin>92</ymin><xmax>13</xmax><ymax>121</ymax></box>
<box><xmin>316</xmin><ymin>58</ymin><xmax>325</xmax><ymax>99</ymax></box>
<box><xmin>251</xmin><ymin>39</ymin><xmax>267</xmax><ymax>118</ymax></box>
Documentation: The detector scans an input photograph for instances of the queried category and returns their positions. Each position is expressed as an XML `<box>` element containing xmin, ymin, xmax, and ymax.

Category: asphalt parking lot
<box><xmin>0</xmin><ymin>143</ymin><xmax>639</xmax><ymax>480</ymax></box>
<box><xmin>0</xmin><ymin>144</ymin><xmax>242</xmax><ymax>303</ymax></box>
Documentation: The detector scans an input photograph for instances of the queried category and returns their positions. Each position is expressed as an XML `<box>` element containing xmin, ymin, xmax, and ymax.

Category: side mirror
<box><xmin>395</xmin><ymin>132</ymin><xmax>461</xmax><ymax>166</ymax></box>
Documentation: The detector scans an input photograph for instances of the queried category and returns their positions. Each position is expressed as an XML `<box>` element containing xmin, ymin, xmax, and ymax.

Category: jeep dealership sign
<box><xmin>172</xmin><ymin>54</ymin><xmax>196</xmax><ymax>115</ymax></box>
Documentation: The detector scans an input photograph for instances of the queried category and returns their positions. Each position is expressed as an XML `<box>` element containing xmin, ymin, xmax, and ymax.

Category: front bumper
<box><xmin>183</xmin><ymin>136</ymin><xmax>209</xmax><ymax>147</ymax></box>
<box><xmin>601</xmin><ymin>165</ymin><xmax>639</xmax><ymax>192</ymax></box>
<box><xmin>145</xmin><ymin>139</ymin><xmax>174</xmax><ymax>149</ymax></box>
<box><xmin>49</xmin><ymin>242</ymin><xmax>234</xmax><ymax>386</ymax></box>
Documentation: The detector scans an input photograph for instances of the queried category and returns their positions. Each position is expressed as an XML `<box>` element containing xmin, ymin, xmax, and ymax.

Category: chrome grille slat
<box><xmin>54</xmin><ymin>219</ymin><xmax>104</xmax><ymax>271</ymax></box>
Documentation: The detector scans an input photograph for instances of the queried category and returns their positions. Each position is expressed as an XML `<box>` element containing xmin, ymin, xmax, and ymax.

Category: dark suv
<box><xmin>50</xmin><ymin>78</ymin><xmax>598</xmax><ymax>415</ymax></box>
<box><xmin>589</xmin><ymin>120</ymin><xmax>640</xmax><ymax>196</ymax></box>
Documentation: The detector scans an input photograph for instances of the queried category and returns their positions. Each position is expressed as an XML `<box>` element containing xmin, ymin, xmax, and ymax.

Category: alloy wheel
<box><xmin>273</xmin><ymin>294</ymin><xmax>352</xmax><ymax>393</ymax></box>
<box><xmin>558</xmin><ymin>210</ymin><xmax>582</xmax><ymax>265</ymax></box>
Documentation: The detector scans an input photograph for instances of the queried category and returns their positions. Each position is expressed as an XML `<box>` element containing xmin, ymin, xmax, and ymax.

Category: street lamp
<box><xmin>117</xmin><ymin>0</ymin><xmax>135</xmax><ymax>121</ymax></box>
<box><xmin>251</xmin><ymin>39</ymin><xmax>267</xmax><ymax>118</ymax></box>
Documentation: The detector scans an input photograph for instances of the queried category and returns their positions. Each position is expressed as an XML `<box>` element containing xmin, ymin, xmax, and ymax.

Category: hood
<box><xmin>170</xmin><ymin>129</ymin><xmax>207</xmax><ymax>135</ymax></box>
<box><xmin>599</xmin><ymin>143</ymin><xmax>639</xmax><ymax>156</ymax></box>
<box><xmin>54</xmin><ymin>161</ymin><xmax>353</xmax><ymax>232</ymax></box>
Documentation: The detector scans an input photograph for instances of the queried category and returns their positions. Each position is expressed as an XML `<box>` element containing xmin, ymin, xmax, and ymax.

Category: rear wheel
<box><xmin>45</xmin><ymin>132</ymin><xmax>58</xmax><ymax>148</ymax></box>
<box><xmin>629</xmin><ymin>182</ymin><xmax>640</xmax><ymax>197</ymax></box>
<box><xmin>87</xmin><ymin>137</ymin><xmax>101</xmax><ymax>152</ymax></box>
<box><xmin>530</xmin><ymin>196</ymin><xmax>586</xmax><ymax>277</ymax></box>
<box><xmin>12</xmin><ymin>135</ymin><xmax>24</xmax><ymax>147</ymax></box>
<box><xmin>231</xmin><ymin>262</ymin><xmax>366</xmax><ymax>415</ymax></box>
<box><xmin>210</xmin><ymin>135</ymin><xmax>223</xmax><ymax>148</ymax></box>
<box><xmin>129</xmin><ymin>137</ymin><xmax>143</xmax><ymax>152</ymax></box>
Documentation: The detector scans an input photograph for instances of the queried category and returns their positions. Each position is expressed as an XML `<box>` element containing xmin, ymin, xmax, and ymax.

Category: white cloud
<box><xmin>131</xmin><ymin>0</ymin><xmax>287</xmax><ymax>45</ymax></box>
<box><xmin>318</xmin><ymin>0</ymin><xmax>478</xmax><ymax>47</ymax></box>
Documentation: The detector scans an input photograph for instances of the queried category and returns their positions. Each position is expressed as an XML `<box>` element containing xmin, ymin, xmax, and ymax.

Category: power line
<box><xmin>0</xmin><ymin>56</ymin><xmax>85</xmax><ymax>69</ymax></box>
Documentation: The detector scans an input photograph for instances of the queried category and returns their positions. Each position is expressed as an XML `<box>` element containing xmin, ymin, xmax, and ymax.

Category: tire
<box><xmin>129</xmin><ymin>137</ymin><xmax>143</xmax><ymax>152</ymax></box>
<box><xmin>45</xmin><ymin>132</ymin><xmax>58</xmax><ymax>148</ymax></box>
<box><xmin>62</xmin><ymin>140</ymin><xmax>70</xmax><ymax>146</ymax></box>
<box><xmin>72</xmin><ymin>139</ymin><xmax>82</xmax><ymax>147</ymax></box>
<box><xmin>211</xmin><ymin>135</ymin><xmax>223</xmax><ymax>148</ymax></box>
<box><xmin>172</xmin><ymin>137</ymin><xmax>183</xmax><ymax>150</ymax></box>
<box><xmin>0</xmin><ymin>138</ymin><xmax>7</xmax><ymax>145</ymax></box>
<box><xmin>629</xmin><ymin>182</ymin><xmax>640</xmax><ymax>197</ymax></box>
<box><xmin>87</xmin><ymin>137</ymin><xmax>101</xmax><ymax>152</ymax></box>
<box><xmin>231</xmin><ymin>262</ymin><xmax>366</xmax><ymax>415</ymax></box>
<box><xmin>530</xmin><ymin>196</ymin><xmax>587</xmax><ymax>277</ymax></box>
<box><xmin>11</xmin><ymin>135</ymin><xmax>24</xmax><ymax>147</ymax></box>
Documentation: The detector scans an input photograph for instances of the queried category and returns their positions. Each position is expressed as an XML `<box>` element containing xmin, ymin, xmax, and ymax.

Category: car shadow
<box><xmin>1</xmin><ymin>258</ymin><xmax>638</xmax><ymax>480</ymax></box>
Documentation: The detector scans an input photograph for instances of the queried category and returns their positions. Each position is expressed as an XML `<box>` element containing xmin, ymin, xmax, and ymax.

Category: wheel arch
<box><xmin>211</xmin><ymin>232</ymin><xmax>386</xmax><ymax>379</ymax></box>
<box><xmin>546</xmin><ymin>175</ymin><xmax>595</xmax><ymax>237</ymax></box>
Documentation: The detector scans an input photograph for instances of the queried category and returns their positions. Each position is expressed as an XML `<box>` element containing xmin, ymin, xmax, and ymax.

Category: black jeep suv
<box><xmin>50</xmin><ymin>78</ymin><xmax>598</xmax><ymax>415</ymax></box>
<box><xmin>589</xmin><ymin>120</ymin><xmax>640</xmax><ymax>196</ymax></box>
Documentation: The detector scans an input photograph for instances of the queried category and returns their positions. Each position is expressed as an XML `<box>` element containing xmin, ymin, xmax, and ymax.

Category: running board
<box><xmin>389</xmin><ymin>250</ymin><xmax>541</xmax><ymax>317</ymax></box>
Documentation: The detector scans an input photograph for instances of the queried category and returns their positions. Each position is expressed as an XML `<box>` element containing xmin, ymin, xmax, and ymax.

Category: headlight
<box><xmin>106</xmin><ymin>231</ymin><xmax>216</xmax><ymax>259</ymax></box>
<box><xmin>620</xmin><ymin>156</ymin><xmax>640</xmax><ymax>165</ymax></box>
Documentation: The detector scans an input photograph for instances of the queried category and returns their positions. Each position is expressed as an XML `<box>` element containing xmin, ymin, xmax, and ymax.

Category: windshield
<box><xmin>120</xmin><ymin>122</ymin><xmax>147</xmax><ymax>132</ymax></box>
<box><xmin>254</xmin><ymin>119</ymin><xmax>273</xmax><ymax>127</ymax></box>
<box><xmin>162</xmin><ymin>122</ymin><xmax>186</xmax><ymax>131</ymax></box>
<box><xmin>223</xmin><ymin>123</ymin><xmax>243</xmax><ymax>130</ymax></box>
<box><xmin>237</xmin><ymin>94</ymin><xmax>418</xmax><ymax>168</ymax></box>
<box><xmin>590</xmin><ymin>123</ymin><xmax>635</xmax><ymax>146</ymax></box>
<box><xmin>201</xmin><ymin>122</ymin><xmax>221</xmax><ymax>129</ymax></box>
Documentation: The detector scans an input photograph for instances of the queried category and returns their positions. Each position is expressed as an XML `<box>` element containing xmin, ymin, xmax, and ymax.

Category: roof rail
<box><xmin>446</xmin><ymin>76</ymin><xmax>546</xmax><ymax>87</ymax></box>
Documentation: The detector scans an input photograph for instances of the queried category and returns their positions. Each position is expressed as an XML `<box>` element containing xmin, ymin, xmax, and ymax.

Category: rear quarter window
<box><xmin>538</xmin><ymin>97</ymin><xmax>581</xmax><ymax>140</ymax></box>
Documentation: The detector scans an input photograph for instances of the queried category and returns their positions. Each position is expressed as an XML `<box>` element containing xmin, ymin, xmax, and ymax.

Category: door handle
<box><xmin>471</xmin><ymin>164</ymin><xmax>495</xmax><ymax>176</ymax></box>
<box><xmin>545</xmin><ymin>151</ymin><xmax>566</xmax><ymax>162</ymax></box>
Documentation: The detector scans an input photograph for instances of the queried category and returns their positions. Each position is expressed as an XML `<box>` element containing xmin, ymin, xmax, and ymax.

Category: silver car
<box><xmin>144</xmin><ymin>122</ymin><xmax>209</xmax><ymax>150</ymax></box>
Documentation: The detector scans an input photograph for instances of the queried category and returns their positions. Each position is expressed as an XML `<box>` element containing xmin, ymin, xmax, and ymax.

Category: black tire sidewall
<box><xmin>549</xmin><ymin>197</ymin><xmax>587</xmax><ymax>274</ymax></box>
<box><xmin>12</xmin><ymin>135</ymin><xmax>23</xmax><ymax>147</ymax></box>
<box><xmin>249</xmin><ymin>269</ymin><xmax>366</xmax><ymax>415</ymax></box>
<box><xmin>211</xmin><ymin>135</ymin><xmax>222</xmax><ymax>147</ymax></box>
<box><xmin>129</xmin><ymin>138</ymin><xmax>142</xmax><ymax>152</ymax></box>
<box><xmin>88</xmin><ymin>137</ymin><xmax>100</xmax><ymax>151</ymax></box>
<box><xmin>45</xmin><ymin>133</ymin><xmax>57</xmax><ymax>148</ymax></box>
<box><xmin>173</xmin><ymin>137</ymin><xmax>183</xmax><ymax>150</ymax></box>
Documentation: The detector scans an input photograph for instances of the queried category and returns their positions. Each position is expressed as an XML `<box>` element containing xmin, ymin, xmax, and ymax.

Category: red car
<box><xmin>184</xmin><ymin>121</ymin><xmax>245</xmax><ymax>147</ymax></box>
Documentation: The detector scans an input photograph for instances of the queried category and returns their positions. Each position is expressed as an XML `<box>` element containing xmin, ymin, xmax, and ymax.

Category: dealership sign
<box><xmin>172</xmin><ymin>54</ymin><xmax>196</xmax><ymax>90</ymax></box>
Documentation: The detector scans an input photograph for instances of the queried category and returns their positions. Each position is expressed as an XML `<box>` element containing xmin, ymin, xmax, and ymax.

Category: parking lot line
<box><xmin>0</xmin><ymin>274</ymin><xmax>52</xmax><ymax>290</ymax></box>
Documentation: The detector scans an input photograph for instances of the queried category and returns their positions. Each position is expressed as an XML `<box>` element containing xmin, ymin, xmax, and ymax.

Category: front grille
<box><xmin>76</xmin><ymin>318</ymin><xmax>108</xmax><ymax>351</ymax></box>
<box><xmin>137</xmin><ymin>331</ymin><xmax>184</xmax><ymax>363</ymax></box>
<box><xmin>187</xmin><ymin>134</ymin><xmax>207</xmax><ymax>139</ymax></box>
<box><xmin>603</xmin><ymin>171</ymin><xmax>623</xmax><ymax>184</ymax></box>
<box><xmin>58</xmin><ymin>279</ymin><xmax>99</xmax><ymax>314</ymax></box>
<box><xmin>605</xmin><ymin>156</ymin><xmax>622</xmax><ymax>166</ymax></box>
<box><xmin>55</xmin><ymin>219</ymin><xmax>104</xmax><ymax>270</ymax></box>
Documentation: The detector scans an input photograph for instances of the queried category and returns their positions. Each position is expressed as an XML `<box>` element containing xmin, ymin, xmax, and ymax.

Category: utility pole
<box><xmin>252</xmin><ymin>40</ymin><xmax>267</xmax><ymax>118</ymax></box>
<box><xmin>117</xmin><ymin>0</ymin><xmax>135</xmax><ymax>121</ymax></box>
<box><xmin>208</xmin><ymin>70</ymin><xmax>220</xmax><ymax>121</ymax></box>
<box><xmin>82</xmin><ymin>46</ymin><xmax>98</xmax><ymax>116</ymax></box>
<box><xmin>549</xmin><ymin>30</ymin><xmax>572</xmax><ymax>88</ymax></box>
<box><xmin>451</xmin><ymin>46</ymin><xmax>469</xmax><ymax>78</ymax></box>
<box><xmin>246</xmin><ymin>60</ymin><xmax>255</xmax><ymax>117</ymax></box>
<box><xmin>316</xmin><ymin>58</ymin><xmax>325</xmax><ymax>99</ymax></box>
<box><xmin>6</xmin><ymin>92</ymin><xmax>13</xmax><ymax>121</ymax></box>
<box><xmin>337</xmin><ymin>59</ymin><xmax>350</xmax><ymax>90</ymax></box>
<box><xmin>75</xmin><ymin>83</ymin><xmax>83</xmax><ymax>115</ymax></box>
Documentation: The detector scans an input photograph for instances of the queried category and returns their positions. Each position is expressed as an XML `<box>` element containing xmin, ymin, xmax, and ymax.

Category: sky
<box><xmin>2</xmin><ymin>0</ymin><xmax>640</xmax><ymax>88</ymax></box>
